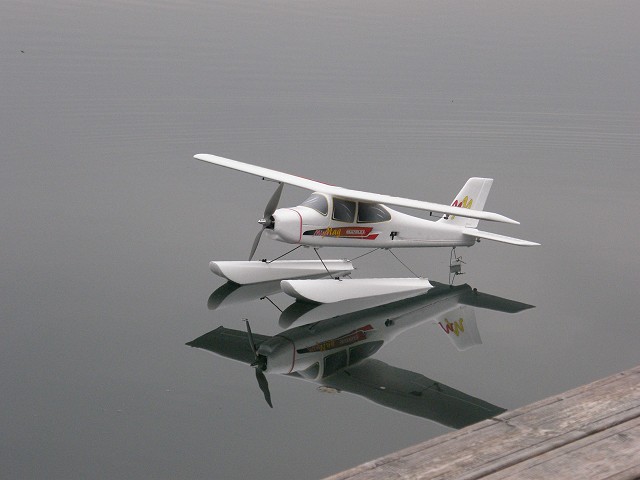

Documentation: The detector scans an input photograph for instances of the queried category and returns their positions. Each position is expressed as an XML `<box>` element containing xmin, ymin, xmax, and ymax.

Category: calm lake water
<box><xmin>2</xmin><ymin>1</ymin><xmax>639</xmax><ymax>478</ymax></box>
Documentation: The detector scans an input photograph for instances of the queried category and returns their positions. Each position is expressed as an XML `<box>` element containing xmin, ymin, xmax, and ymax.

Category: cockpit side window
<box><xmin>322</xmin><ymin>350</ymin><xmax>348</xmax><ymax>378</ymax></box>
<box><xmin>300</xmin><ymin>193</ymin><xmax>328</xmax><ymax>215</ymax></box>
<box><xmin>348</xmin><ymin>341</ymin><xmax>384</xmax><ymax>366</ymax></box>
<box><xmin>357</xmin><ymin>202</ymin><xmax>391</xmax><ymax>223</ymax></box>
<box><xmin>332</xmin><ymin>198</ymin><xmax>356</xmax><ymax>223</ymax></box>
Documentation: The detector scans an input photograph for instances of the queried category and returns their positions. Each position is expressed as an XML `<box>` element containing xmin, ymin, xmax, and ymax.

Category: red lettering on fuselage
<box><xmin>310</xmin><ymin>226</ymin><xmax>378</xmax><ymax>240</ymax></box>
<box><xmin>296</xmin><ymin>325</ymin><xmax>373</xmax><ymax>354</ymax></box>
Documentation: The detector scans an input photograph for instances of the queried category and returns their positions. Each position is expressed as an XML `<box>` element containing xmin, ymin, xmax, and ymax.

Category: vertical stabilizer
<box><xmin>433</xmin><ymin>306</ymin><xmax>481</xmax><ymax>351</ymax></box>
<box><xmin>437</xmin><ymin>178</ymin><xmax>493</xmax><ymax>228</ymax></box>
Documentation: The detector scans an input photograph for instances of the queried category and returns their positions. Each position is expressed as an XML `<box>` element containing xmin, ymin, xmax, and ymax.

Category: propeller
<box><xmin>245</xmin><ymin>319</ymin><xmax>273</xmax><ymax>408</ymax></box>
<box><xmin>249</xmin><ymin>183</ymin><xmax>283</xmax><ymax>261</ymax></box>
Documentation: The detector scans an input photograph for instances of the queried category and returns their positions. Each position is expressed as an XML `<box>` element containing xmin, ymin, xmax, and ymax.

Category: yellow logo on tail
<box><xmin>449</xmin><ymin>196</ymin><xmax>473</xmax><ymax>220</ymax></box>
<box><xmin>438</xmin><ymin>318</ymin><xmax>465</xmax><ymax>336</ymax></box>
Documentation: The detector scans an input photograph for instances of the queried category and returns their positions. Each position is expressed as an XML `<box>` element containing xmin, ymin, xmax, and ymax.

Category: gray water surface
<box><xmin>2</xmin><ymin>1</ymin><xmax>639</xmax><ymax>478</ymax></box>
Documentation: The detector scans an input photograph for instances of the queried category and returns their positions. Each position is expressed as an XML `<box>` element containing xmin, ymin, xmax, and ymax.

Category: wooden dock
<box><xmin>326</xmin><ymin>365</ymin><xmax>640</xmax><ymax>480</ymax></box>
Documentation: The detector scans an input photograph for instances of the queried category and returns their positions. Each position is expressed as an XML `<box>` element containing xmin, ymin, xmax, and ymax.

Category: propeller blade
<box><xmin>249</xmin><ymin>183</ymin><xmax>283</xmax><ymax>260</ymax></box>
<box><xmin>245</xmin><ymin>320</ymin><xmax>273</xmax><ymax>408</ymax></box>
<box><xmin>248</xmin><ymin>227</ymin><xmax>265</xmax><ymax>261</ymax></box>
<box><xmin>245</xmin><ymin>319</ymin><xmax>258</xmax><ymax>358</ymax></box>
<box><xmin>264</xmin><ymin>182</ymin><xmax>284</xmax><ymax>219</ymax></box>
<box><xmin>255</xmin><ymin>369</ymin><xmax>273</xmax><ymax>408</ymax></box>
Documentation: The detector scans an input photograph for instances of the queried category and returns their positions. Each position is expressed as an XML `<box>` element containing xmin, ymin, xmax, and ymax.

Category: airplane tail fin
<box><xmin>437</xmin><ymin>178</ymin><xmax>493</xmax><ymax>228</ymax></box>
<box><xmin>433</xmin><ymin>306</ymin><xmax>481</xmax><ymax>351</ymax></box>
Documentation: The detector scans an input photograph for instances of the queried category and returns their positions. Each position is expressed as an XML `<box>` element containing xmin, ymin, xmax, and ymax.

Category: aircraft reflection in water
<box><xmin>188</xmin><ymin>282</ymin><xmax>533</xmax><ymax>429</ymax></box>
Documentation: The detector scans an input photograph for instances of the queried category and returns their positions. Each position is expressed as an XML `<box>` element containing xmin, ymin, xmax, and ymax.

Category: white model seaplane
<box><xmin>195</xmin><ymin>154</ymin><xmax>538</xmax><ymax>300</ymax></box>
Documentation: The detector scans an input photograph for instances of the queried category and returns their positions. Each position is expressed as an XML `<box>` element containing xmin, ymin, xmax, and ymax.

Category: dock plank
<box><xmin>490</xmin><ymin>416</ymin><xmax>640</xmax><ymax>479</ymax></box>
<box><xmin>326</xmin><ymin>365</ymin><xmax>640</xmax><ymax>480</ymax></box>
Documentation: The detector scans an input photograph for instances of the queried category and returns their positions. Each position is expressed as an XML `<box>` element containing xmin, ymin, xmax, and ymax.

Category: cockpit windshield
<box><xmin>299</xmin><ymin>193</ymin><xmax>328</xmax><ymax>215</ymax></box>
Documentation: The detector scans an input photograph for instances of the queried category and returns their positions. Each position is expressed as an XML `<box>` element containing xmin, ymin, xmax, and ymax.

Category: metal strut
<box><xmin>260</xmin><ymin>295</ymin><xmax>283</xmax><ymax>312</ymax></box>
<box><xmin>349</xmin><ymin>248</ymin><xmax>380</xmax><ymax>262</ymax></box>
<box><xmin>314</xmin><ymin>248</ymin><xmax>338</xmax><ymax>280</ymax></box>
<box><xmin>388</xmin><ymin>249</ymin><xmax>420</xmax><ymax>278</ymax></box>
<box><xmin>265</xmin><ymin>245</ymin><xmax>302</xmax><ymax>263</ymax></box>
<box><xmin>449</xmin><ymin>247</ymin><xmax>466</xmax><ymax>285</ymax></box>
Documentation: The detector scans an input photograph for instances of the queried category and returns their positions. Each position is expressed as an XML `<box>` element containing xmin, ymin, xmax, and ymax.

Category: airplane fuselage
<box><xmin>194</xmin><ymin>153</ymin><xmax>539</xmax><ymax>255</ymax></box>
<box><xmin>257</xmin><ymin>284</ymin><xmax>470</xmax><ymax>378</ymax></box>
<box><xmin>265</xmin><ymin>194</ymin><xmax>476</xmax><ymax>249</ymax></box>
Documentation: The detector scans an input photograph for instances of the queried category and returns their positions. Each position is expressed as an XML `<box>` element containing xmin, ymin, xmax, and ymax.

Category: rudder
<box><xmin>437</xmin><ymin>177</ymin><xmax>493</xmax><ymax>228</ymax></box>
<box><xmin>433</xmin><ymin>306</ymin><xmax>482</xmax><ymax>351</ymax></box>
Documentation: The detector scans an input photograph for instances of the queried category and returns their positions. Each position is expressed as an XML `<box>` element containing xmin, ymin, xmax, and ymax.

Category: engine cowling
<box><xmin>257</xmin><ymin>336</ymin><xmax>296</xmax><ymax>374</ymax></box>
<box><xmin>265</xmin><ymin>208</ymin><xmax>302</xmax><ymax>244</ymax></box>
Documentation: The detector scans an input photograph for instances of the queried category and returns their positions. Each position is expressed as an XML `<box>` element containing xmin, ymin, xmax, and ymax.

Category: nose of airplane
<box><xmin>257</xmin><ymin>336</ymin><xmax>296</xmax><ymax>374</ymax></box>
<box><xmin>267</xmin><ymin>208</ymin><xmax>302</xmax><ymax>244</ymax></box>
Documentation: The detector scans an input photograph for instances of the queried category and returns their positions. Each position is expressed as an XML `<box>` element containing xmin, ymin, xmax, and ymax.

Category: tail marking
<box><xmin>450</xmin><ymin>196</ymin><xmax>473</xmax><ymax>220</ymax></box>
<box><xmin>438</xmin><ymin>318</ymin><xmax>465</xmax><ymax>337</ymax></box>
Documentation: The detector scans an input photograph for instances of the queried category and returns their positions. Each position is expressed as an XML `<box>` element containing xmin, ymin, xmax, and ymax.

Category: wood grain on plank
<box><xmin>326</xmin><ymin>366</ymin><xmax>640</xmax><ymax>480</ymax></box>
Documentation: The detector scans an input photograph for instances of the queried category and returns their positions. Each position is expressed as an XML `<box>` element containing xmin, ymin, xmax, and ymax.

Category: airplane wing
<box><xmin>186</xmin><ymin>326</ymin><xmax>271</xmax><ymax>365</ymax></box>
<box><xmin>320</xmin><ymin>358</ymin><xmax>505</xmax><ymax>428</ymax></box>
<box><xmin>194</xmin><ymin>154</ymin><xmax>519</xmax><ymax>225</ymax></box>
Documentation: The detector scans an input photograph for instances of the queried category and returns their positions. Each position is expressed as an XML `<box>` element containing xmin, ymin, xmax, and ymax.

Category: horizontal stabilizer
<box><xmin>459</xmin><ymin>290</ymin><xmax>535</xmax><ymax>314</ymax></box>
<box><xmin>463</xmin><ymin>228</ymin><xmax>540</xmax><ymax>246</ymax></box>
